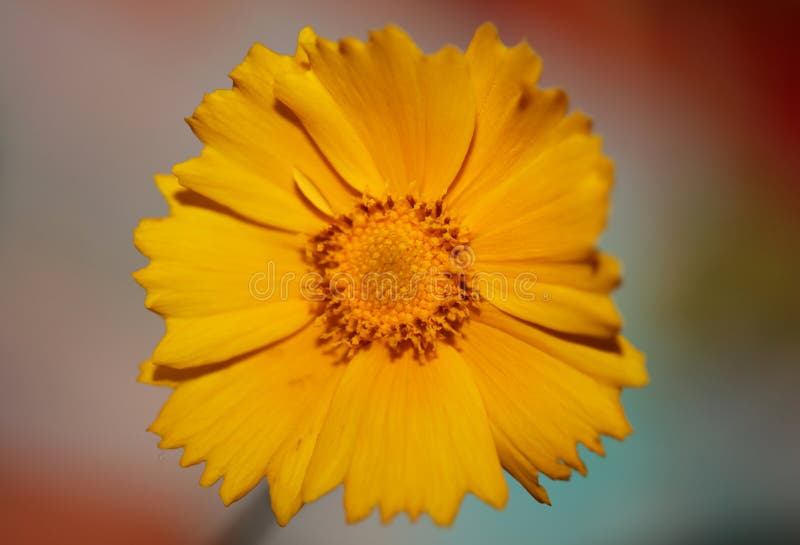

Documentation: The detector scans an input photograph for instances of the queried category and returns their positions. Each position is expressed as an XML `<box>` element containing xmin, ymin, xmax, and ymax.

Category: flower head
<box><xmin>135</xmin><ymin>23</ymin><xmax>647</xmax><ymax>526</ymax></box>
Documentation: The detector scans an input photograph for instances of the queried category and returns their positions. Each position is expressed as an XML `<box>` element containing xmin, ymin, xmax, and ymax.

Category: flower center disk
<box><xmin>309</xmin><ymin>196</ymin><xmax>476</xmax><ymax>357</ymax></box>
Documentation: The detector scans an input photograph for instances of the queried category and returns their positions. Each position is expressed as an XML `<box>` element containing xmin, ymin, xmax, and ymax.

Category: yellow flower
<box><xmin>135</xmin><ymin>23</ymin><xmax>648</xmax><ymax>526</ymax></box>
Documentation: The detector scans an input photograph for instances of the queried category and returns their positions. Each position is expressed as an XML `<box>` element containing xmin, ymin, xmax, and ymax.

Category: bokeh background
<box><xmin>2</xmin><ymin>1</ymin><xmax>798</xmax><ymax>543</ymax></box>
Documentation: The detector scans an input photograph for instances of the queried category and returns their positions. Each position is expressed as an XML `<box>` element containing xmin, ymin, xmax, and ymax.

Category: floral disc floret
<box><xmin>308</xmin><ymin>196</ymin><xmax>477</xmax><ymax>357</ymax></box>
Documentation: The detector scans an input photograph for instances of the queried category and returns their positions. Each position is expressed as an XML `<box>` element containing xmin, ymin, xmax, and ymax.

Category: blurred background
<box><xmin>1</xmin><ymin>0</ymin><xmax>798</xmax><ymax>543</ymax></box>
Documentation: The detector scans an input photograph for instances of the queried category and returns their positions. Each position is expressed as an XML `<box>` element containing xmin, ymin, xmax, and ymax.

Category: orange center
<box><xmin>309</xmin><ymin>196</ymin><xmax>476</xmax><ymax>357</ymax></box>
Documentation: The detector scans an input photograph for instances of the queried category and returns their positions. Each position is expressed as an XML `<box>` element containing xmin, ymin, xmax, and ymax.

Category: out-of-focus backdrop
<box><xmin>2</xmin><ymin>1</ymin><xmax>798</xmax><ymax>544</ymax></box>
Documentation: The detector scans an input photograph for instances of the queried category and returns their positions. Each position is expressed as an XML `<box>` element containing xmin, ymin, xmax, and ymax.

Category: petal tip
<box><xmin>475</xmin><ymin>21</ymin><xmax>499</xmax><ymax>40</ymax></box>
<box><xmin>297</xmin><ymin>26</ymin><xmax>318</xmax><ymax>47</ymax></box>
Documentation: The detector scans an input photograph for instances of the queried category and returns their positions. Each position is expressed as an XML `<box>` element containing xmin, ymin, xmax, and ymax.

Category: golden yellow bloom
<box><xmin>135</xmin><ymin>23</ymin><xmax>648</xmax><ymax>526</ymax></box>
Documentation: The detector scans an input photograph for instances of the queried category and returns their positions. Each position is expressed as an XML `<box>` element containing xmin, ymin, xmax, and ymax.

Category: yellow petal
<box><xmin>474</xmin><ymin>255</ymin><xmax>623</xmax><ymax>337</ymax></box>
<box><xmin>446</xmin><ymin>24</ymin><xmax>611</xmax><ymax>262</ymax></box>
<box><xmin>484</xmin><ymin>284</ymin><xmax>621</xmax><ymax>338</ymax></box>
<box><xmin>276</xmin><ymin>26</ymin><xmax>476</xmax><ymax>200</ymax></box>
<box><xmin>134</xmin><ymin>175</ymin><xmax>313</xmax><ymax>367</ymax></box>
<box><xmin>448</xmin><ymin>23</ymin><xmax>553</xmax><ymax>204</ymax></box>
<box><xmin>139</xmin><ymin>358</ymin><xmax>231</xmax><ymax>388</ymax></box>
<box><xmin>465</xmin><ymin>132</ymin><xmax>612</xmax><ymax>262</ymax></box>
<box><xmin>475</xmin><ymin>303</ymin><xmax>648</xmax><ymax>387</ymax></box>
<box><xmin>477</xmin><ymin>253</ymin><xmax>622</xmax><ymax>293</ymax></box>
<box><xmin>174</xmin><ymin>43</ymin><xmax>355</xmax><ymax>232</ymax></box>
<box><xmin>293</xmin><ymin>167</ymin><xmax>333</xmax><ymax>218</ymax></box>
<box><xmin>274</xmin><ymin>63</ymin><xmax>382</xmax><ymax>197</ymax></box>
<box><xmin>460</xmin><ymin>314</ymin><xmax>636</xmax><ymax>493</ymax></box>
<box><xmin>491</xmin><ymin>430</ymin><xmax>551</xmax><ymax>504</ymax></box>
<box><xmin>302</xmin><ymin>343</ymin><xmax>507</xmax><ymax>525</ymax></box>
<box><xmin>138</xmin><ymin>359</ymin><xmax>178</xmax><ymax>387</ymax></box>
<box><xmin>148</xmin><ymin>324</ymin><xmax>346</xmax><ymax>526</ymax></box>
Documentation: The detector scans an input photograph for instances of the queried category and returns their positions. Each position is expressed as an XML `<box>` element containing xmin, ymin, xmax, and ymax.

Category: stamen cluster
<box><xmin>308</xmin><ymin>196</ymin><xmax>477</xmax><ymax>358</ymax></box>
